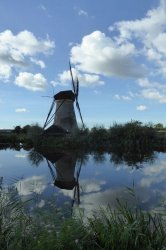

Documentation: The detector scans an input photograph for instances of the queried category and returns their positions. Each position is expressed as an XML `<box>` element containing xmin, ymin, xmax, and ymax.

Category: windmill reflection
<box><xmin>36</xmin><ymin>150</ymin><xmax>82</xmax><ymax>207</ymax></box>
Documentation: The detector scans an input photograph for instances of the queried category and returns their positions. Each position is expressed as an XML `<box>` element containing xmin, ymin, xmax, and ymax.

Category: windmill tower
<box><xmin>53</xmin><ymin>90</ymin><xmax>77</xmax><ymax>132</ymax></box>
<box><xmin>43</xmin><ymin>62</ymin><xmax>85</xmax><ymax>133</ymax></box>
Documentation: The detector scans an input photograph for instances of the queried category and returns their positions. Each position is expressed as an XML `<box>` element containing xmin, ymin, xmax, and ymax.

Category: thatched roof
<box><xmin>54</xmin><ymin>90</ymin><xmax>75</xmax><ymax>101</ymax></box>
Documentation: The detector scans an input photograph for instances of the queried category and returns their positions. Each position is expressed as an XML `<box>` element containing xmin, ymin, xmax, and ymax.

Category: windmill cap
<box><xmin>54</xmin><ymin>90</ymin><xmax>75</xmax><ymax>101</ymax></box>
<box><xmin>54</xmin><ymin>178</ymin><xmax>77</xmax><ymax>190</ymax></box>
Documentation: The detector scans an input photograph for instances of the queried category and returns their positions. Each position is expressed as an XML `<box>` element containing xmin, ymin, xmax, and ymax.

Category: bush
<box><xmin>109</xmin><ymin>121</ymin><xmax>156</xmax><ymax>150</ymax></box>
<box><xmin>26</xmin><ymin>124</ymin><xmax>43</xmax><ymax>147</ymax></box>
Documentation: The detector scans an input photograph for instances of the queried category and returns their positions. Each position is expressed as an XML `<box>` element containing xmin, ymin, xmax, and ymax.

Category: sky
<box><xmin>0</xmin><ymin>0</ymin><xmax>166</xmax><ymax>129</ymax></box>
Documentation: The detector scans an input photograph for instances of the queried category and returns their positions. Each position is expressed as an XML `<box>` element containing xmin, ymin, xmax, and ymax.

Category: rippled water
<box><xmin>0</xmin><ymin>148</ymin><xmax>166</xmax><ymax>217</ymax></box>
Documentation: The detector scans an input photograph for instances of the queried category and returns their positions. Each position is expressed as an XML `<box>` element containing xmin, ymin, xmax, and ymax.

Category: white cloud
<box><xmin>56</xmin><ymin>68</ymin><xmax>104</xmax><ymax>87</ymax></box>
<box><xmin>0</xmin><ymin>29</ymin><xmax>54</xmax><ymax>80</ymax></box>
<box><xmin>114</xmin><ymin>94</ymin><xmax>120</xmax><ymax>100</ymax></box>
<box><xmin>15</xmin><ymin>108</ymin><xmax>28</xmax><ymax>113</ymax></box>
<box><xmin>30</xmin><ymin>58</ymin><xmax>45</xmax><ymax>68</ymax></box>
<box><xmin>38</xmin><ymin>4</ymin><xmax>47</xmax><ymax>11</ymax></box>
<box><xmin>15</xmin><ymin>72</ymin><xmax>47</xmax><ymax>91</ymax></box>
<box><xmin>141</xmin><ymin>89</ymin><xmax>166</xmax><ymax>103</ymax></box>
<box><xmin>138</xmin><ymin>78</ymin><xmax>166</xmax><ymax>103</ymax></box>
<box><xmin>113</xmin><ymin>0</ymin><xmax>166</xmax><ymax>44</ymax></box>
<box><xmin>64</xmin><ymin>1</ymin><xmax>166</xmax><ymax>93</ymax></box>
<box><xmin>122</xmin><ymin>96</ymin><xmax>132</xmax><ymax>101</ymax></box>
<box><xmin>70</xmin><ymin>30</ymin><xmax>146</xmax><ymax>78</ymax></box>
<box><xmin>78</xmin><ymin>9</ymin><xmax>88</xmax><ymax>17</ymax></box>
<box><xmin>114</xmin><ymin>94</ymin><xmax>132</xmax><ymax>101</ymax></box>
<box><xmin>136</xmin><ymin>105</ymin><xmax>148</xmax><ymax>111</ymax></box>
<box><xmin>93</xmin><ymin>90</ymin><xmax>101</xmax><ymax>95</ymax></box>
<box><xmin>68</xmin><ymin>42</ymin><xmax>75</xmax><ymax>47</ymax></box>
<box><xmin>50</xmin><ymin>80</ymin><xmax>60</xmax><ymax>87</ymax></box>
<box><xmin>110</xmin><ymin>0</ymin><xmax>166</xmax><ymax>78</ymax></box>
<box><xmin>0</xmin><ymin>64</ymin><xmax>12</xmax><ymax>79</ymax></box>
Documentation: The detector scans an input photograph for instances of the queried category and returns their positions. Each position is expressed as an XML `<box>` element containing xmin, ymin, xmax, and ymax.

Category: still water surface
<box><xmin>0</xmin><ymin>148</ymin><xmax>166</xmax><ymax>217</ymax></box>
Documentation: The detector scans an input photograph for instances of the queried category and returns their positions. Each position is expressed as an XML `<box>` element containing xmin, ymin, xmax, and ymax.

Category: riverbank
<box><xmin>1</xmin><ymin>121</ymin><xmax>166</xmax><ymax>152</ymax></box>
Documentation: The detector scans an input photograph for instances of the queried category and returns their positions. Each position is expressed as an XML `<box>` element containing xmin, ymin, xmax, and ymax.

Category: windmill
<box><xmin>43</xmin><ymin>62</ymin><xmax>85</xmax><ymax>133</ymax></box>
<box><xmin>41</xmin><ymin>150</ymin><xmax>82</xmax><ymax>212</ymax></box>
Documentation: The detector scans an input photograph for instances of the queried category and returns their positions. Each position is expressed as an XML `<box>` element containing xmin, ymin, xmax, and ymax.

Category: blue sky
<box><xmin>0</xmin><ymin>0</ymin><xmax>166</xmax><ymax>129</ymax></box>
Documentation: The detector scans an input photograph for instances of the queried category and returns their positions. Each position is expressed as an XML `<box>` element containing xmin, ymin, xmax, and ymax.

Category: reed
<box><xmin>0</xmin><ymin>186</ymin><xmax>166</xmax><ymax>249</ymax></box>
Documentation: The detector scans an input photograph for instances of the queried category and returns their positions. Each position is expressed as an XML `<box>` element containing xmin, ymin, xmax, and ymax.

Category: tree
<box><xmin>155</xmin><ymin>123</ymin><xmax>164</xmax><ymax>129</ymax></box>
<box><xmin>21</xmin><ymin>125</ymin><xmax>31</xmax><ymax>134</ymax></box>
<box><xmin>13</xmin><ymin>126</ymin><xmax>21</xmax><ymax>134</ymax></box>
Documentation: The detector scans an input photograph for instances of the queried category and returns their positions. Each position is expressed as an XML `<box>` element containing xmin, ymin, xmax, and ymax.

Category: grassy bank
<box><xmin>38</xmin><ymin>121</ymin><xmax>160</xmax><ymax>152</ymax></box>
<box><xmin>0</xmin><ymin>187</ymin><xmax>166</xmax><ymax>250</ymax></box>
<box><xmin>1</xmin><ymin>121</ymin><xmax>166</xmax><ymax>152</ymax></box>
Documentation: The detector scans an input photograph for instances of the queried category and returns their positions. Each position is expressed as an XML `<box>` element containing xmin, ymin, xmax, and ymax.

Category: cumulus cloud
<box><xmin>30</xmin><ymin>58</ymin><xmax>45</xmax><ymax>68</ymax></box>
<box><xmin>136</xmin><ymin>105</ymin><xmax>148</xmax><ymax>111</ymax></box>
<box><xmin>110</xmin><ymin>0</ymin><xmax>166</xmax><ymax>78</ymax></box>
<box><xmin>138</xmin><ymin>78</ymin><xmax>166</xmax><ymax>103</ymax></box>
<box><xmin>0</xmin><ymin>64</ymin><xmax>12</xmax><ymax>80</ymax></box>
<box><xmin>70</xmin><ymin>31</ymin><xmax>146</xmax><ymax>78</ymax></box>
<box><xmin>15</xmin><ymin>108</ymin><xmax>28</xmax><ymax>113</ymax></box>
<box><xmin>15</xmin><ymin>72</ymin><xmax>47</xmax><ymax>91</ymax></box>
<box><xmin>68</xmin><ymin>0</ymin><xmax>166</xmax><ymax>94</ymax></box>
<box><xmin>0</xmin><ymin>29</ymin><xmax>54</xmax><ymax>80</ymax></box>
<box><xmin>55</xmin><ymin>67</ymin><xmax>104</xmax><ymax>87</ymax></box>
<box><xmin>112</xmin><ymin>1</ymin><xmax>166</xmax><ymax>43</ymax></box>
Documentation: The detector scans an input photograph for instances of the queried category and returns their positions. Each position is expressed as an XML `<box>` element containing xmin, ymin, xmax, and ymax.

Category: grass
<box><xmin>0</xmin><ymin>185</ymin><xmax>166</xmax><ymax>250</ymax></box>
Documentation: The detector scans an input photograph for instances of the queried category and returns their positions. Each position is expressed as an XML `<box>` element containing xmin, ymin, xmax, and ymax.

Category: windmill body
<box><xmin>54</xmin><ymin>90</ymin><xmax>77</xmax><ymax>132</ymax></box>
<box><xmin>53</xmin><ymin>90</ymin><xmax>77</xmax><ymax>132</ymax></box>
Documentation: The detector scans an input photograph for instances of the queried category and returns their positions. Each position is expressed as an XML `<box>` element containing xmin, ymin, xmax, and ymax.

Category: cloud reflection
<box><xmin>16</xmin><ymin>175</ymin><xmax>48</xmax><ymax>196</ymax></box>
<box><xmin>15</xmin><ymin>154</ymin><xmax>27</xmax><ymax>158</ymax></box>
<box><xmin>140</xmin><ymin>161</ymin><xmax>166</xmax><ymax>188</ymax></box>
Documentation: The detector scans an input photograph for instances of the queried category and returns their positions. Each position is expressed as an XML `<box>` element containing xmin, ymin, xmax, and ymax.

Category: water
<box><xmin>0</xmin><ymin>148</ymin><xmax>166</xmax><ymax>218</ymax></box>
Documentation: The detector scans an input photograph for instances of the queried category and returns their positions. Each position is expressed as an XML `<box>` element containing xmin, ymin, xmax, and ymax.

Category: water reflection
<box><xmin>28</xmin><ymin>150</ymin><xmax>44</xmax><ymax>166</ymax></box>
<box><xmin>110</xmin><ymin>147</ymin><xmax>155</xmax><ymax>168</ymax></box>
<box><xmin>28</xmin><ymin>147</ymin><xmax>156</xmax><ymax>200</ymax></box>
<box><xmin>28</xmin><ymin>149</ymin><xmax>84</xmax><ymax>209</ymax></box>
<box><xmin>4</xmin><ymin>146</ymin><xmax>160</xmax><ymax>219</ymax></box>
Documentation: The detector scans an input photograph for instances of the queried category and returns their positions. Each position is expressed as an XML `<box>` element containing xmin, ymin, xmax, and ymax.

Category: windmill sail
<box><xmin>43</xmin><ymin>99</ymin><xmax>55</xmax><ymax>129</ymax></box>
<box><xmin>76</xmin><ymin>100</ymin><xmax>85</xmax><ymax>129</ymax></box>
<box><xmin>75</xmin><ymin>77</ymin><xmax>79</xmax><ymax>98</ymax></box>
<box><xmin>69</xmin><ymin>61</ymin><xmax>76</xmax><ymax>94</ymax></box>
<box><xmin>69</xmin><ymin>63</ymin><xmax>85</xmax><ymax>129</ymax></box>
